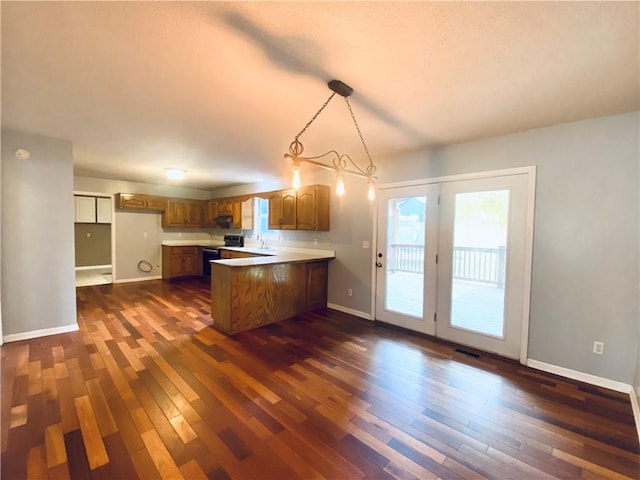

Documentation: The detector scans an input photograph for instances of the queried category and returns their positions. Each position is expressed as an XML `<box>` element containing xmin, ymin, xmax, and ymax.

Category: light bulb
<box><xmin>336</xmin><ymin>174</ymin><xmax>346</xmax><ymax>196</ymax></box>
<box><xmin>292</xmin><ymin>166</ymin><xmax>301</xmax><ymax>190</ymax></box>
<box><xmin>367</xmin><ymin>181</ymin><xmax>375</xmax><ymax>200</ymax></box>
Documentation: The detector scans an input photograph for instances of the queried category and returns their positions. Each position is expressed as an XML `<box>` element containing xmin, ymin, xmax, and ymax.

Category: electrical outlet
<box><xmin>314</xmin><ymin>238</ymin><xmax>318</xmax><ymax>245</ymax></box>
<box><xmin>143</xmin><ymin>232</ymin><xmax>148</xmax><ymax>238</ymax></box>
<box><xmin>362</xmin><ymin>240</ymin><xmax>370</xmax><ymax>249</ymax></box>
<box><xmin>178</xmin><ymin>232</ymin><xmax>182</xmax><ymax>238</ymax></box>
<box><xmin>347</xmin><ymin>288</ymin><xmax>353</xmax><ymax>297</ymax></box>
<box><xmin>593</xmin><ymin>341</ymin><xmax>604</xmax><ymax>355</ymax></box>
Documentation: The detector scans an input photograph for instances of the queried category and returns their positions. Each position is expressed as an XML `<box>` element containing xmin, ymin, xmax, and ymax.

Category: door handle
<box><xmin>376</xmin><ymin>262</ymin><xmax>383</xmax><ymax>268</ymax></box>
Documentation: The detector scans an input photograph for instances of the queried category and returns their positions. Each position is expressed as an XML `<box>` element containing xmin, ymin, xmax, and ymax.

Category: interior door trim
<box><xmin>371</xmin><ymin>166</ymin><xmax>536</xmax><ymax>365</ymax></box>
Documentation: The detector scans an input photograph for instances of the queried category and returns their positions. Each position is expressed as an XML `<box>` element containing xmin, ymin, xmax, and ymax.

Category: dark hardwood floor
<box><xmin>1</xmin><ymin>277</ymin><xmax>638</xmax><ymax>479</ymax></box>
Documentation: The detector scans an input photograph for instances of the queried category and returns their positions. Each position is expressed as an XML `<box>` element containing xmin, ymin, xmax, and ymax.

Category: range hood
<box><xmin>214</xmin><ymin>215</ymin><xmax>233</xmax><ymax>229</ymax></box>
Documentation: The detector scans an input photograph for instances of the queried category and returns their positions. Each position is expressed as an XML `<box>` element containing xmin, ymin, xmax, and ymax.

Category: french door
<box><xmin>375</xmin><ymin>171</ymin><xmax>533</xmax><ymax>360</ymax></box>
<box><xmin>375</xmin><ymin>185</ymin><xmax>439</xmax><ymax>335</ymax></box>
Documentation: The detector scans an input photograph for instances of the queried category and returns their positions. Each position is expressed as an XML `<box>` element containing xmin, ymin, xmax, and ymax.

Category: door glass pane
<box><xmin>450</xmin><ymin>190</ymin><xmax>509</xmax><ymax>337</ymax></box>
<box><xmin>385</xmin><ymin>196</ymin><xmax>426</xmax><ymax>318</ymax></box>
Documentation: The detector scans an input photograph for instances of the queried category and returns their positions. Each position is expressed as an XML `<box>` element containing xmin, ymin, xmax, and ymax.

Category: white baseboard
<box><xmin>526</xmin><ymin>359</ymin><xmax>632</xmax><ymax>393</ymax></box>
<box><xmin>3</xmin><ymin>323</ymin><xmax>79</xmax><ymax>343</ymax></box>
<box><xmin>75</xmin><ymin>264</ymin><xmax>112</xmax><ymax>271</ymax></box>
<box><xmin>115</xmin><ymin>275</ymin><xmax>162</xmax><ymax>284</ymax></box>
<box><xmin>327</xmin><ymin>303</ymin><xmax>372</xmax><ymax>320</ymax></box>
<box><xmin>525</xmin><ymin>360</ymin><xmax>640</xmax><ymax>445</ymax></box>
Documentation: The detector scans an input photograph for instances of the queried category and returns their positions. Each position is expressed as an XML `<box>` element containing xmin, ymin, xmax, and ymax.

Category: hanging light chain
<box><xmin>345</xmin><ymin>97</ymin><xmax>375</xmax><ymax>176</ymax></box>
<box><xmin>294</xmin><ymin>92</ymin><xmax>337</xmax><ymax>142</ymax></box>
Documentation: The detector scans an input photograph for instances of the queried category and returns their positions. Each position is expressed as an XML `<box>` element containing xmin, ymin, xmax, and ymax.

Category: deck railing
<box><xmin>388</xmin><ymin>244</ymin><xmax>505</xmax><ymax>287</ymax></box>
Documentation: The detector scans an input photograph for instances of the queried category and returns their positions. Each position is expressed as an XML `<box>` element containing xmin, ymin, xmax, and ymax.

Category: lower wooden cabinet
<box><xmin>306</xmin><ymin>262</ymin><xmax>328</xmax><ymax>310</ymax></box>
<box><xmin>162</xmin><ymin>246</ymin><xmax>201</xmax><ymax>278</ymax></box>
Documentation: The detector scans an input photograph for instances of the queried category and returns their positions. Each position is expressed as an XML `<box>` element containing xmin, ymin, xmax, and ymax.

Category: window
<box><xmin>255</xmin><ymin>198</ymin><xmax>278</xmax><ymax>239</ymax></box>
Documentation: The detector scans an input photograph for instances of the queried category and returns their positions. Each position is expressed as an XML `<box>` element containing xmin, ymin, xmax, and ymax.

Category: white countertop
<box><xmin>161</xmin><ymin>240</ymin><xmax>225</xmax><ymax>247</ymax></box>
<box><xmin>213</xmin><ymin>246</ymin><xmax>335</xmax><ymax>267</ymax></box>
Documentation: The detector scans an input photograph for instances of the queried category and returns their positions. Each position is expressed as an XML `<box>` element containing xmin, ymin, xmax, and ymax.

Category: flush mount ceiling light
<box><xmin>284</xmin><ymin>80</ymin><xmax>377</xmax><ymax>200</ymax></box>
<box><xmin>165</xmin><ymin>167</ymin><xmax>186</xmax><ymax>180</ymax></box>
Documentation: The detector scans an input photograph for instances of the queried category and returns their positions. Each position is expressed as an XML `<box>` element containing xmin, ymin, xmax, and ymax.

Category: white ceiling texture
<box><xmin>2</xmin><ymin>1</ymin><xmax>638</xmax><ymax>190</ymax></box>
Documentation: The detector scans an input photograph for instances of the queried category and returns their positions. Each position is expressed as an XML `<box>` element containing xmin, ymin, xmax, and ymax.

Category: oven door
<box><xmin>202</xmin><ymin>249</ymin><xmax>220</xmax><ymax>277</ymax></box>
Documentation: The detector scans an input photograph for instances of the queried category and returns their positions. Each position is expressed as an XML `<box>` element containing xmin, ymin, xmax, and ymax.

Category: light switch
<box><xmin>143</xmin><ymin>232</ymin><xmax>148</xmax><ymax>238</ymax></box>
<box><xmin>86</xmin><ymin>232</ymin><xmax>91</xmax><ymax>238</ymax></box>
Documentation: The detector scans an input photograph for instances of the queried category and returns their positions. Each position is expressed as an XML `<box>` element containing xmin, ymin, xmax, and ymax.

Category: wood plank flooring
<box><xmin>2</xmin><ymin>277</ymin><xmax>639</xmax><ymax>479</ymax></box>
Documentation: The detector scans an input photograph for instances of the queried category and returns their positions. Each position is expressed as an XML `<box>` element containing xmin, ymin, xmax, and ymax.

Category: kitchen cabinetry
<box><xmin>115</xmin><ymin>193</ymin><xmax>166</xmax><ymax>211</ymax></box>
<box><xmin>75</xmin><ymin>195</ymin><xmax>112</xmax><ymax>224</ymax></box>
<box><xmin>96</xmin><ymin>197</ymin><xmax>112</xmax><ymax>223</ymax></box>
<box><xmin>306</xmin><ymin>262</ymin><xmax>328</xmax><ymax>310</ymax></box>
<box><xmin>268</xmin><ymin>190</ymin><xmax>297</xmax><ymax>230</ymax></box>
<box><xmin>211</xmin><ymin>258</ymin><xmax>331</xmax><ymax>335</ymax></box>
<box><xmin>162</xmin><ymin>246</ymin><xmax>200</xmax><ymax>278</ymax></box>
<box><xmin>220</xmin><ymin>249</ymin><xmax>258</xmax><ymax>259</ymax></box>
<box><xmin>163</xmin><ymin>199</ymin><xmax>203</xmax><ymax>227</ymax></box>
<box><xmin>203</xmin><ymin>200</ymin><xmax>219</xmax><ymax>227</ymax></box>
<box><xmin>75</xmin><ymin>196</ymin><xmax>96</xmax><ymax>223</ymax></box>
<box><xmin>268</xmin><ymin>185</ymin><xmax>329</xmax><ymax>231</ymax></box>
<box><xmin>217</xmin><ymin>199</ymin><xmax>233</xmax><ymax>216</ymax></box>
<box><xmin>233</xmin><ymin>198</ymin><xmax>254</xmax><ymax>229</ymax></box>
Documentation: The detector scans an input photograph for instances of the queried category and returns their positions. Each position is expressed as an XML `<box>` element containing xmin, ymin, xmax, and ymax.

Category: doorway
<box><xmin>374</xmin><ymin>168</ymin><xmax>535</xmax><ymax>360</ymax></box>
<box><xmin>74</xmin><ymin>192</ymin><xmax>114</xmax><ymax>287</ymax></box>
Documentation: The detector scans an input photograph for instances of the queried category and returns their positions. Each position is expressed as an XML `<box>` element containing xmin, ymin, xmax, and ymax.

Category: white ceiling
<box><xmin>2</xmin><ymin>1</ymin><xmax>638</xmax><ymax>190</ymax></box>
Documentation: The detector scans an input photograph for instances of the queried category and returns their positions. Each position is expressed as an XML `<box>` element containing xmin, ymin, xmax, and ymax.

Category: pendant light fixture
<box><xmin>284</xmin><ymin>80</ymin><xmax>377</xmax><ymax>200</ymax></box>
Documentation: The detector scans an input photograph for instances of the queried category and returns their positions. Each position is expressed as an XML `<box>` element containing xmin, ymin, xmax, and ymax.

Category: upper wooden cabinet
<box><xmin>233</xmin><ymin>198</ymin><xmax>254</xmax><ymax>229</ymax></box>
<box><xmin>296</xmin><ymin>185</ymin><xmax>330</xmax><ymax>231</ymax></box>
<box><xmin>217</xmin><ymin>199</ymin><xmax>233</xmax><ymax>216</ymax></box>
<box><xmin>162</xmin><ymin>199</ymin><xmax>203</xmax><ymax>228</ymax></box>
<box><xmin>268</xmin><ymin>185</ymin><xmax>330</xmax><ymax>231</ymax></box>
<box><xmin>203</xmin><ymin>200</ymin><xmax>219</xmax><ymax>227</ymax></box>
<box><xmin>115</xmin><ymin>193</ymin><xmax>166</xmax><ymax>211</ymax></box>
<box><xmin>268</xmin><ymin>190</ymin><xmax>297</xmax><ymax>230</ymax></box>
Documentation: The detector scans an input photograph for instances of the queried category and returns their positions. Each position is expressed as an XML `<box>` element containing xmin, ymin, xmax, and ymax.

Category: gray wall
<box><xmin>381</xmin><ymin>112</ymin><xmax>639</xmax><ymax>384</ymax></box>
<box><xmin>1</xmin><ymin>129</ymin><xmax>77</xmax><ymax>337</ymax></box>
<box><xmin>74</xmin><ymin>223</ymin><xmax>111</xmax><ymax>266</ymax></box>
<box><xmin>74</xmin><ymin>176</ymin><xmax>214</xmax><ymax>281</ymax></box>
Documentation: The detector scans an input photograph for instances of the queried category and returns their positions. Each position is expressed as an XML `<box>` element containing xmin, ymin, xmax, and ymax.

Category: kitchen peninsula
<box><xmin>211</xmin><ymin>247</ymin><xmax>334</xmax><ymax>335</ymax></box>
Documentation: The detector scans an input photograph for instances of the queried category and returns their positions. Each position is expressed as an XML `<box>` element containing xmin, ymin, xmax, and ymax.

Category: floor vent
<box><xmin>455</xmin><ymin>348</ymin><xmax>481</xmax><ymax>358</ymax></box>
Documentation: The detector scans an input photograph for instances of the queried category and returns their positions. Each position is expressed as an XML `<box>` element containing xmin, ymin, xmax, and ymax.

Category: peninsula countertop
<box><xmin>213</xmin><ymin>246</ymin><xmax>335</xmax><ymax>267</ymax></box>
<box><xmin>161</xmin><ymin>240</ymin><xmax>225</xmax><ymax>247</ymax></box>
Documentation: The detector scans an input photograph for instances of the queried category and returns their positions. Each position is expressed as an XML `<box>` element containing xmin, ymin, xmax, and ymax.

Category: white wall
<box><xmin>381</xmin><ymin>112</ymin><xmax>639</xmax><ymax>384</ymax></box>
<box><xmin>1</xmin><ymin>129</ymin><xmax>77</xmax><ymax>338</ymax></box>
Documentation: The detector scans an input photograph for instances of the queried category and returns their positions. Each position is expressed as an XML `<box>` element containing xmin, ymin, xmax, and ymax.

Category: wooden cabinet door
<box><xmin>241</xmin><ymin>198</ymin><xmax>254</xmax><ymax>230</ymax></box>
<box><xmin>186</xmin><ymin>201</ymin><xmax>203</xmax><ymax>226</ymax></box>
<box><xmin>164</xmin><ymin>199</ymin><xmax>186</xmax><ymax>227</ymax></box>
<box><xmin>306</xmin><ymin>262</ymin><xmax>328</xmax><ymax>310</ymax></box>
<box><xmin>204</xmin><ymin>200</ymin><xmax>218</xmax><ymax>227</ymax></box>
<box><xmin>145</xmin><ymin>196</ymin><xmax>167</xmax><ymax>211</ymax></box>
<box><xmin>281</xmin><ymin>190</ymin><xmax>297</xmax><ymax>229</ymax></box>
<box><xmin>116</xmin><ymin>193</ymin><xmax>145</xmax><ymax>210</ymax></box>
<box><xmin>232</xmin><ymin>200</ymin><xmax>242</xmax><ymax>229</ymax></box>
<box><xmin>296</xmin><ymin>187</ymin><xmax>317</xmax><ymax>230</ymax></box>
<box><xmin>297</xmin><ymin>185</ymin><xmax>330</xmax><ymax>231</ymax></box>
<box><xmin>268</xmin><ymin>192</ymin><xmax>283</xmax><ymax>229</ymax></box>
<box><xmin>181</xmin><ymin>252</ymin><xmax>196</xmax><ymax>275</ymax></box>
<box><xmin>218</xmin><ymin>199</ymin><xmax>233</xmax><ymax>216</ymax></box>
